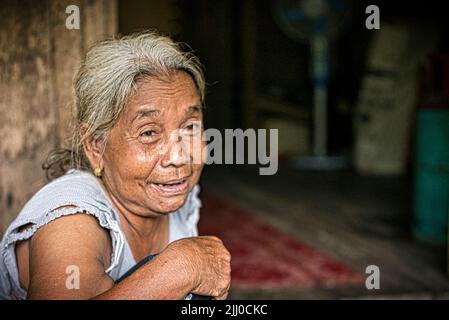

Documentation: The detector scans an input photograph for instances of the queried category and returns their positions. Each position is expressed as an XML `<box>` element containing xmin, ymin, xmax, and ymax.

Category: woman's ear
<box><xmin>82</xmin><ymin>129</ymin><xmax>105</xmax><ymax>170</ymax></box>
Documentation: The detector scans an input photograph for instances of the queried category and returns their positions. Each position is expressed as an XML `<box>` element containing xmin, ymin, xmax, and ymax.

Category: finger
<box><xmin>215</xmin><ymin>289</ymin><xmax>229</xmax><ymax>300</ymax></box>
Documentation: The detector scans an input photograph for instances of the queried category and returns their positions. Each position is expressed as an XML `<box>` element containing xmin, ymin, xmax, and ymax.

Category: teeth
<box><xmin>157</xmin><ymin>180</ymin><xmax>184</xmax><ymax>186</ymax></box>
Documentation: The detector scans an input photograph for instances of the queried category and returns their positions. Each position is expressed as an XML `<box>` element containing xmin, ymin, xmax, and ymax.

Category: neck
<box><xmin>117</xmin><ymin>203</ymin><xmax>166</xmax><ymax>236</ymax></box>
<box><xmin>111</xmin><ymin>194</ymin><xmax>169</xmax><ymax>259</ymax></box>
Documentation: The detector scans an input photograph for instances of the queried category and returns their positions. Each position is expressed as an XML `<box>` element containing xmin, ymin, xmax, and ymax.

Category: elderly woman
<box><xmin>0</xmin><ymin>32</ymin><xmax>231</xmax><ymax>300</ymax></box>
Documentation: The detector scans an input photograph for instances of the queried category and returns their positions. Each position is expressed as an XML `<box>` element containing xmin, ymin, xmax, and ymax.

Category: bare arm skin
<box><xmin>26</xmin><ymin>214</ymin><xmax>231</xmax><ymax>300</ymax></box>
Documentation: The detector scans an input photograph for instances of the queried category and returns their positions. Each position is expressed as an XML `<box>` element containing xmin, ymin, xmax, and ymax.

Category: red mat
<box><xmin>198</xmin><ymin>193</ymin><xmax>365</xmax><ymax>291</ymax></box>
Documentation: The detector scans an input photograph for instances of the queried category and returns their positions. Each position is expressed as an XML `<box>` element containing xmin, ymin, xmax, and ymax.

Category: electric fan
<box><xmin>272</xmin><ymin>0</ymin><xmax>353</xmax><ymax>169</ymax></box>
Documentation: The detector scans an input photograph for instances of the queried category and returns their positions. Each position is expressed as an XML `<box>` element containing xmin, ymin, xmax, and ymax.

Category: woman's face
<box><xmin>101</xmin><ymin>71</ymin><xmax>205</xmax><ymax>217</ymax></box>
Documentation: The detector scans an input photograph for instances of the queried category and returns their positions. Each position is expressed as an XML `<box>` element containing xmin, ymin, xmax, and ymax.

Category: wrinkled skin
<box><xmin>85</xmin><ymin>70</ymin><xmax>207</xmax><ymax>259</ymax></box>
<box><xmin>19</xmin><ymin>71</ymin><xmax>231</xmax><ymax>300</ymax></box>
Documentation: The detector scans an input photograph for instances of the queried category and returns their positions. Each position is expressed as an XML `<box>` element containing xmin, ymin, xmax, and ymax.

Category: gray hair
<box><xmin>43</xmin><ymin>31</ymin><xmax>205</xmax><ymax>180</ymax></box>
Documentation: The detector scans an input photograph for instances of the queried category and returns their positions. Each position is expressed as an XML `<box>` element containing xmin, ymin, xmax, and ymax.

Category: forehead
<box><xmin>123</xmin><ymin>71</ymin><xmax>201</xmax><ymax>120</ymax></box>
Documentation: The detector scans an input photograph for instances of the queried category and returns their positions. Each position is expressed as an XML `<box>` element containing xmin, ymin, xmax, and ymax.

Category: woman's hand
<box><xmin>166</xmin><ymin>236</ymin><xmax>231</xmax><ymax>300</ymax></box>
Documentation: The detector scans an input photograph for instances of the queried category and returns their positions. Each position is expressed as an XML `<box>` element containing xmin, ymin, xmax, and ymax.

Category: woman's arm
<box><xmin>26</xmin><ymin>213</ymin><xmax>230</xmax><ymax>300</ymax></box>
<box><xmin>95</xmin><ymin>236</ymin><xmax>231</xmax><ymax>300</ymax></box>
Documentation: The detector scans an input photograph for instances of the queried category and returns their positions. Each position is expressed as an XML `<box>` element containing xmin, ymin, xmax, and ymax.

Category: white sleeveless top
<box><xmin>0</xmin><ymin>169</ymin><xmax>201</xmax><ymax>300</ymax></box>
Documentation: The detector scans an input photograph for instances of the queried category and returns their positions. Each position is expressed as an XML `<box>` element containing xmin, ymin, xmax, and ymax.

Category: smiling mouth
<box><xmin>152</xmin><ymin>177</ymin><xmax>189</xmax><ymax>194</ymax></box>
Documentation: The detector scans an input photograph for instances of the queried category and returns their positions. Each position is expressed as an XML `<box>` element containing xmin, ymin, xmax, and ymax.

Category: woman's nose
<box><xmin>161</xmin><ymin>134</ymin><xmax>190</xmax><ymax>168</ymax></box>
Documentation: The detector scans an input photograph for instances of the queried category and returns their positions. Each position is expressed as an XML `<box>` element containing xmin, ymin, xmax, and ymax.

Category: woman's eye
<box><xmin>139</xmin><ymin>130</ymin><xmax>159</xmax><ymax>142</ymax></box>
<box><xmin>185</xmin><ymin>122</ymin><xmax>201</xmax><ymax>132</ymax></box>
<box><xmin>141</xmin><ymin>130</ymin><xmax>155</xmax><ymax>137</ymax></box>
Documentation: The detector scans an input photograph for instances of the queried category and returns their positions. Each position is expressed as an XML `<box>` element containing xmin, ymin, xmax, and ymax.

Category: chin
<box><xmin>154</xmin><ymin>196</ymin><xmax>189</xmax><ymax>214</ymax></box>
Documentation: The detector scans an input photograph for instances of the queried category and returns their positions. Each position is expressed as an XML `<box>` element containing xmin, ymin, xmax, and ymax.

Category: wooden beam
<box><xmin>0</xmin><ymin>0</ymin><xmax>118</xmax><ymax>236</ymax></box>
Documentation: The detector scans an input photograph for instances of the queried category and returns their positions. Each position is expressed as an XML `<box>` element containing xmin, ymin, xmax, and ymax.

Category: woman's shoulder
<box><xmin>10</xmin><ymin>169</ymin><xmax>113</xmax><ymax>228</ymax></box>
<box><xmin>39</xmin><ymin>169</ymin><xmax>103</xmax><ymax>198</ymax></box>
<box><xmin>0</xmin><ymin>170</ymin><xmax>126</xmax><ymax>299</ymax></box>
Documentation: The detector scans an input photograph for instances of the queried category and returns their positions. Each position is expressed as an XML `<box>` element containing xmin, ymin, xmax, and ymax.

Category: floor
<box><xmin>200</xmin><ymin>164</ymin><xmax>449</xmax><ymax>299</ymax></box>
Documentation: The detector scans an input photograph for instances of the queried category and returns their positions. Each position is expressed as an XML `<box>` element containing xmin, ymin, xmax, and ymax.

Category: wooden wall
<box><xmin>0</xmin><ymin>0</ymin><xmax>117</xmax><ymax>237</ymax></box>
